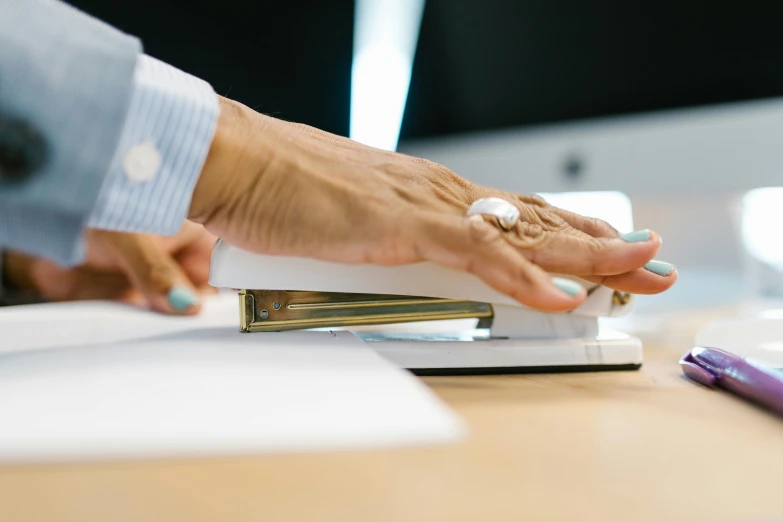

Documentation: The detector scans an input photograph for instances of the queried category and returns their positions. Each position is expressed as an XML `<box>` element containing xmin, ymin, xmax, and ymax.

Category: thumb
<box><xmin>95</xmin><ymin>231</ymin><xmax>203</xmax><ymax>315</ymax></box>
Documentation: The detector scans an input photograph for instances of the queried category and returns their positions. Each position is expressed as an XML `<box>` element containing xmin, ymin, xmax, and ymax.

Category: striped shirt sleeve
<box><xmin>87</xmin><ymin>54</ymin><xmax>219</xmax><ymax>235</ymax></box>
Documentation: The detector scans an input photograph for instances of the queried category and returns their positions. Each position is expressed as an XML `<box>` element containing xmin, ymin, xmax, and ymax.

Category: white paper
<box><xmin>0</xmin><ymin>295</ymin><xmax>464</xmax><ymax>462</ymax></box>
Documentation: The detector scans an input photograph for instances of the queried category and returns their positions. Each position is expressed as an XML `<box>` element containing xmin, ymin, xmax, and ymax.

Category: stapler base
<box><xmin>340</xmin><ymin>322</ymin><xmax>642</xmax><ymax>374</ymax></box>
<box><xmin>364</xmin><ymin>331</ymin><xmax>642</xmax><ymax>375</ymax></box>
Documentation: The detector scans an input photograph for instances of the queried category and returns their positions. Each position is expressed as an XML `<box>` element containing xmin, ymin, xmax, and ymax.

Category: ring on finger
<box><xmin>466</xmin><ymin>197</ymin><xmax>520</xmax><ymax>231</ymax></box>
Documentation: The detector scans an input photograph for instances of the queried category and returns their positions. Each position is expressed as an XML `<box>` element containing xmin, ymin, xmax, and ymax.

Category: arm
<box><xmin>0</xmin><ymin>0</ymin><xmax>141</xmax><ymax>266</ymax></box>
<box><xmin>0</xmin><ymin>0</ymin><xmax>218</xmax><ymax>311</ymax></box>
<box><xmin>0</xmin><ymin>0</ymin><xmax>217</xmax><ymax>267</ymax></box>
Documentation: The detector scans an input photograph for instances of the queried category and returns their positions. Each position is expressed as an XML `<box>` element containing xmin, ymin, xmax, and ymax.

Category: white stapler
<box><xmin>209</xmin><ymin>240</ymin><xmax>642</xmax><ymax>375</ymax></box>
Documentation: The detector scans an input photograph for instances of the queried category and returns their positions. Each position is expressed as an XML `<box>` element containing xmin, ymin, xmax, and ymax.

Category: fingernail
<box><xmin>620</xmin><ymin>229</ymin><xmax>651</xmax><ymax>243</ymax></box>
<box><xmin>168</xmin><ymin>285</ymin><xmax>200</xmax><ymax>311</ymax></box>
<box><xmin>552</xmin><ymin>277</ymin><xmax>583</xmax><ymax>297</ymax></box>
<box><xmin>644</xmin><ymin>260</ymin><xmax>675</xmax><ymax>276</ymax></box>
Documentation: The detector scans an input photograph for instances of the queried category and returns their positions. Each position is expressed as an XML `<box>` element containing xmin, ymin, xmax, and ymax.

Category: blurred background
<box><xmin>67</xmin><ymin>0</ymin><xmax>783</xmax><ymax>139</ymax></box>
<box><xmin>68</xmin><ymin>0</ymin><xmax>783</xmax><ymax>313</ymax></box>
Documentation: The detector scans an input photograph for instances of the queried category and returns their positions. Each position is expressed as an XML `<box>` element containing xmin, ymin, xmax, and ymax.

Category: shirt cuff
<box><xmin>88</xmin><ymin>54</ymin><xmax>219</xmax><ymax>235</ymax></box>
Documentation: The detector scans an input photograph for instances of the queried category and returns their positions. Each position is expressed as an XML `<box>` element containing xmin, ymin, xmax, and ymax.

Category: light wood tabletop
<box><xmin>2</xmin><ymin>307</ymin><xmax>782</xmax><ymax>522</ymax></box>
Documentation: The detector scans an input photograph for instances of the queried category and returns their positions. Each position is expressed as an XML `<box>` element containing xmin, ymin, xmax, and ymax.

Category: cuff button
<box><xmin>123</xmin><ymin>141</ymin><xmax>162</xmax><ymax>183</ymax></box>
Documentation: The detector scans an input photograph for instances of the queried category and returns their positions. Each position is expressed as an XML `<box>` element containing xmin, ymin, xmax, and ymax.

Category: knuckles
<box><xmin>517</xmin><ymin>194</ymin><xmax>548</xmax><ymax>208</ymax></box>
<box><xmin>467</xmin><ymin>217</ymin><xmax>504</xmax><ymax>246</ymax></box>
<box><xmin>512</xmin><ymin>222</ymin><xmax>551</xmax><ymax>250</ymax></box>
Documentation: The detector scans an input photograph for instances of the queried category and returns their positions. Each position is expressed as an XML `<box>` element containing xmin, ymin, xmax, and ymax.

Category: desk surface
<box><xmin>1</xmin><ymin>307</ymin><xmax>782</xmax><ymax>522</ymax></box>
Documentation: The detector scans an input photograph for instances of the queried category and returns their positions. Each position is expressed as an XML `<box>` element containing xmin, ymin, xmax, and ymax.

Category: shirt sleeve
<box><xmin>87</xmin><ymin>54</ymin><xmax>219</xmax><ymax>235</ymax></box>
<box><xmin>0</xmin><ymin>0</ymin><xmax>142</xmax><ymax>267</ymax></box>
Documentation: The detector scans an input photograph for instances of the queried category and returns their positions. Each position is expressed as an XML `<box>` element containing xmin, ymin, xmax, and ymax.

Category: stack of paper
<box><xmin>0</xmin><ymin>295</ymin><xmax>464</xmax><ymax>462</ymax></box>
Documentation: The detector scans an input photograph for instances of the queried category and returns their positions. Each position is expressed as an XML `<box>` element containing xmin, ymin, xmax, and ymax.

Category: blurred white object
<box><xmin>695</xmin><ymin>311</ymin><xmax>783</xmax><ymax>368</ymax></box>
<box><xmin>0</xmin><ymin>295</ymin><xmax>463</xmax><ymax>462</ymax></box>
<box><xmin>732</xmin><ymin>187</ymin><xmax>783</xmax><ymax>299</ymax></box>
<box><xmin>538</xmin><ymin>191</ymin><xmax>634</xmax><ymax>234</ymax></box>
<box><xmin>350</xmin><ymin>0</ymin><xmax>425</xmax><ymax>151</ymax></box>
<box><xmin>741</xmin><ymin>188</ymin><xmax>783</xmax><ymax>267</ymax></box>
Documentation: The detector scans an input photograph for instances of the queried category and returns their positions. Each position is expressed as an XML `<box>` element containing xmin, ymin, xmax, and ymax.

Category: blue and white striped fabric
<box><xmin>88</xmin><ymin>54</ymin><xmax>219</xmax><ymax>235</ymax></box>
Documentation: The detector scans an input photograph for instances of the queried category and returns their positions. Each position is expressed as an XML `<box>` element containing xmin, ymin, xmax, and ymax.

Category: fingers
<box><xmin>411</xmin><ymin>208</ymin><xmax>675</xmax><ymax>308</ymax></box>
<box><xmin>583</xmin><ymin>264</ymin><xmax>678</xmax><ymax>295</ymax></box>
<box><xmin>479</xmin><ymin>189</ymin><xmax>666</xmax><ymax>278</ymax></box>
<box><xmin>8</xmin><ymin>249</ymin><xmax>152</xmax><ymax>304</ymax></box>
<box><xmin>175</xmin><ymin>230</ymin><xmax>218</xmax><ymax>287</ymax></box>
<box><xmin>94</xmin><ymin>231</ymin><xmax>203</xmax><ymax>315</ymax></box>
<box><xmin>588</xmin><ymin>270</ymin><xmax>679</xmax><ymax>295</ymax></box>
<box><xmin>547</xmin><ymin>207</ymin><xmax>620</xmax><ymax>239</ymax></box>
<box><xmin>517</xmin><ymin>226</ymin><xmax>662</xmax><ymax>277</ymax></box>
<box><xmin>499</xmin><ymin>196</ymin><xmax>675</xmax><ymax>290</ymax></box>
<box><xmin>412</xmin><ymin>213</ymin><xmax>587</xmax><ymax>312</ymax></box>
<box><xmin>154</xmin><ymin>221</ymin><xmax>216</xmax><ymax>254</ymax></box>
<box><xmin>543</xmin><ymin>208</ymin><xmax>678</xmax><ymax>292</ymax></box>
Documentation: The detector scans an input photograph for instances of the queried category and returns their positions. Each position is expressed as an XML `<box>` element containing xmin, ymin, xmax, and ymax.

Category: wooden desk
<box><xmin>2</xmin><ymin>308</ymin><xmax>782</xmax><ymax>522</ymax></box>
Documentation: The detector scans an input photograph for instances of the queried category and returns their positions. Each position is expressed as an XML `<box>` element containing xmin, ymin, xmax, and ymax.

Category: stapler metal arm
<box><xmin>210</xmin><ymin>240</ymin><xmax>632</xmax><ymax>338</ymax></box>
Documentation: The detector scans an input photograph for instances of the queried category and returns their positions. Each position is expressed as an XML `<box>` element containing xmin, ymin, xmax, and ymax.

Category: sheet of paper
<box><xmin>0</xmin><ymin>295</ymin><xmax>464</xmax><ymax>462</ymax></box>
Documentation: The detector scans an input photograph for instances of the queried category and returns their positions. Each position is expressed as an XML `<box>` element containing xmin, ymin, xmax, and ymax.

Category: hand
<box><xmin>189</xmin><ymin>97</ymin><xmax>677</xmax><ymax>312</ymax></box>
<box><xmin>3</xmin><ymin>222</ymin><xmax>217</xmax><ymax>315</ymax></box>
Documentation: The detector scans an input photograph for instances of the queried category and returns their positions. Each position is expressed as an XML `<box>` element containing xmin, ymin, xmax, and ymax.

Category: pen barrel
<box><xmin>720</xmin><ymin>362</ymin><xmax>783</xmax><ymax>417</ymax></box>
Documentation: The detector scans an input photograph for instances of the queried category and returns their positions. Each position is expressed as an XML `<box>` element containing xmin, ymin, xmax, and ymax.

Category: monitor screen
<box><xmin>401</xmin><ymin>0</ymin><xmax>783</xmax><ymax>140</ymax></box>
<box><xmin>66</xmin><ymin>0</ymin><xmax>783</xmax><ymax>145</ymax></box>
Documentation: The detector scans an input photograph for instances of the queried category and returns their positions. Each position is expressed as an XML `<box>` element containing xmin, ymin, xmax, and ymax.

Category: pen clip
<box><xmin>680</xmin><ymin>350</ymin><xmax>718</xmax><ymax>387</ymax></box>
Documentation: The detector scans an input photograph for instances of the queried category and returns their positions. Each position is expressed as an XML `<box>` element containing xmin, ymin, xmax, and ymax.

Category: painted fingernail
<box><xmin>552</xmin><ymin>277</ymin><xmax>583</xmax><ymax>297</ymax></box>
<box><xmin>620</xmin><ymin>229</ymin><xmax>651</xmax><ymax>243</ymax></box>
<box><xmin>644</xmin><ymin>260</ymin><xmax>675</xmax><ymax>276</ymax></box>
<box><xmin>168</xmin><ymin>285</ymin><xmax>200</xmax><ymax>311</ymax></box>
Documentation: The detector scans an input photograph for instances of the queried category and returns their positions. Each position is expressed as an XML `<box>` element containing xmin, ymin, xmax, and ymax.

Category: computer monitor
<box><xmin>399</xmin><ymin>0</ymin><xmax>783</xmax><ymax>196</ymax></box>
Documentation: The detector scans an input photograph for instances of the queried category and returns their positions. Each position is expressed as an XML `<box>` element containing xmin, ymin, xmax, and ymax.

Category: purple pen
<box><xmin>680</xmin><ymin>347</ymin><xmax>783</xmax><ymax>417</ymax></box>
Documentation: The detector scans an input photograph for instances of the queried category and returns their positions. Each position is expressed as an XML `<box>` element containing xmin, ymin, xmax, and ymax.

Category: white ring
<box><xmin>466</xmin><ymin>197</ymin><xmax>520</xmax><ymax>230</ymax></box>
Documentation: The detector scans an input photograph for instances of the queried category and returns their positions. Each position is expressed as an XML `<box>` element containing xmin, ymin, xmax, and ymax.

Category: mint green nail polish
<box><xmin>620</xmin><ymin>229</ymin><xmax>651</xmax><ymax>243</ymax></box>
<box><xmin>168</xmin><ymin>285</ymin><xmax>200</xmax><ymax>311</ymax></box>
<box><xmin>552</xmin><ymin>277</ymin><xmax>583</xmax><ymax>297</ymax></box>
<box><xmin>644</xmin><ymin>260</ymin><xmax>675</xmax><ymax>276</ymax></box>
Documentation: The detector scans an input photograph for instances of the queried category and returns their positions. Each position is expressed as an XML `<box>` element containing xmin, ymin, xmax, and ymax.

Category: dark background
<box><xmin>68</xmin><ymin>0</ymin><xmax>356</xmax><ymax>136</ymax></box>
<box><xmin>69</xmin><ymin>0</ymin><xmax>783</xmax><ymax>140</ymax></box>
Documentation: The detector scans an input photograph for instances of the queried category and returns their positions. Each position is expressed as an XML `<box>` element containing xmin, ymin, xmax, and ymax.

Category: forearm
<box><xmin>188</xmin><ymin>97</ymin><xmax>256</xmax><ymax>224</ymax></box>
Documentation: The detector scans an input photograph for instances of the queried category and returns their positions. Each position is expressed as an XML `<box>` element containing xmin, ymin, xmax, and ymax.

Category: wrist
<box><xmin>188</xmin><ymin>97</ymin><xmax>266</xmax><ymax>225</ymax></box>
